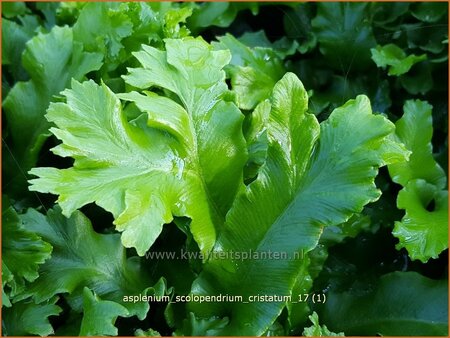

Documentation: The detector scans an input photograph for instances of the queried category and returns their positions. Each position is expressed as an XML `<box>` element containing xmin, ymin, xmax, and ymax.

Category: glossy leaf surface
<box><xmin>190</xmin><ymin>73</ymin><xmax>399</xmax><ymax>335</ymax></box>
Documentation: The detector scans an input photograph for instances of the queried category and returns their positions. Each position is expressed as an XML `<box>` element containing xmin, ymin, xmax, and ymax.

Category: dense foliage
<box><xmin>2</xmin><ymin>2</ymin><xmax>448</xmax><ymax>336</ymax></box>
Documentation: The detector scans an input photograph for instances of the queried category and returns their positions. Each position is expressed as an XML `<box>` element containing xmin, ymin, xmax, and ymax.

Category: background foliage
<box><xmin>2</xmin><ymin>2</ymin><xmax>448</xmax><ymax>336</ymax></box>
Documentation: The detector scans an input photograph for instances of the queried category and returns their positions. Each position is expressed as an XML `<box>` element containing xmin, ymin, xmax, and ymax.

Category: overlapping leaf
<box><xmin>411</xmin><ymin>2</ymin><xmax>448</xmax><ymax>23</ymax></box>
<box><xmin>371</xmin><ymin>44</ymin><xmax>426</xmax><ymax>76</ymax></box>
<box><xmin>3</xmin><ymin>3</ymin><xmax>448</xmax><ymax>336</ymax></box>
<box><xmin>79</xmin><ymin>288</ymin><xmax>129</xmax><ymax>336</ymax></box>
<box><xmin>319</xmin><ymin>272</ymin><xmax>448</xmax><ymax>336</ymax></box>
<box><xmin>29</xmin><ymin>38</ymin><xmax>247</xmax><ymax>256</ymax></box>
<box><xmin>286</xmin><ymin>257</ymin><xmax>313</xmax><ymax>333</ymax></box>
<box><xmin>190</xmin><ymin>73</ymin><xmax>404</xmax><ymax>335</ymax></box>
<box><xmin>372</xmin><ymin>2</ymin><xmax>410</xmax><ymax>26</ymax></box>
<box><xmin>2</xmin><ymin>297</ymin><xmax>61</xmax><ymax>336</ymax></box>
<box><xmin>122</xmin><ymin>37</ymin><xmax>247</xmax><ymax>222</ymax></box>
<box><xmin>242</xmin><ymin>99</ymin><xmax>270</xmax><ymax>181</ymax></box>
<box><xmin>28</xmin><ymin>80</ymin><xmax>210</xmax><ymax>256</ymax></box>
<box><xmin>73</xmin><ymin>2</ymin><xmax>194</xmax><ymax>72</ymax></box>
<box><xmin>388</xmin><ymin>100</ymin><xmax>446</xmax><ymax>188</ymax></box>
<box><xmin>237</xmin><ymin>30</ymin><xmax>298</xmax><ymax>58</ymax></box>
<box><xmin>388</xmin><ymin>100</ymin><xmax>448</xmax><ymax>262</ymax></box>
<box><xmin>175</xmin><ymin>313</ymin><xmax>229</xmax><ymax>336</ymax></box>
<box><xmin>135</xmin><ymin>328</ymin><xmax>162</xmax><ymax>336</ymax></box>
<box><xmin>405</xmin><ymin>22</ymin><xmax>448</xmax><ymax>55</ymax></box>
<box><xmin>2</xmin><ymin>15</ymin><xmax>39</xmax><ymax>82</ymax></box>
<box><xmin>3</xmin><ymin>25</ymin><xmax>103</xmax><ymax>197</ymax></box>
<box><xmin>188</xmin><ymin>2</ymin><xmax>259</xmax><ymax>32</ymax></box>
<box><xmin>17</xmin><ymin>207</ymin><xmax>160</xmax><ymax>320</ymax></box>
<box><xmin>2</xmin><ymin>204</ymin><xmax>52</xmax><ymax>300</ymax></box>
<box><xmin>2</xmin><ymin>2</ymin><xmax>28</xmax><ymax>18</ymax></box>
<box><xmin>303</xmin><ymin>312</ymin><xmax>344</xmax><ymax>337</ymax></box>
<box><xmin>312</xmin><ymin>3</ymin><xmax>376</xmax><ymax>71</ymax></box>
<box><xmin>73</xmin><ymin>2</ymin><xmax>133</xmax><ymax>68</ymax></box>
<box><xmin>282</xmin><ymin>4</ymin><xmax>317</xmax><ymax>54</ymax></box>
<box><xmin>393</xmin><ymin>179</ymin><xmax>448</xmax><ymax>262</ymax></box>
<box><xmin>213</xmin><ymin>34</ymin><xmax>286</xmax><ymax>110</ymax></box>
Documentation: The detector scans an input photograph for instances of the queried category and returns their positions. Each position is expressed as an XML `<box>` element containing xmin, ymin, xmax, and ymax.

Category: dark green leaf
<box><xmin>405</xmin><ymin>22</ymin><xmax>448</xmax><ymax>54</ymax></box>
<box><xmin>3</xmin><ymin>26</ymin><xmax>103</xmax><ymax>198</ymax></box>
<box><xmin>175</xmin><ymin>312</ymin><xmax>229</xmax><ymax>336</ymax></box>
<box><xmin>79</xmin><ymin>287</ymin><xmax>129</xmax><ymax>336</ymax></box>
<box><xmin>2</xmin><ymin>2</ymin><xmax>29</xmax><ymax>18</ymax></box>
<box><xmin>372</xmin><ymin>2</ymin><xmax>410</xmax><ymax>25</ymax></box>
<box><xmin>17</xmin><ymin>207</ymin><xmax>158</xmax><ymax>320</ymax></box>
<box><xmin>2</xmin><ymin>16</ymin><xmax>39</xmax><ymax>80</ymax></box>
<box><xmin>282</xmin><ymin>4</ymin><xmax>316</xmax><ymax>54</ymax></box>
<box><xmin>319</xmin><ymin>272</ymin><xmax>448</xmax><ymax>336</ymax></box>
<box><xmin>188</xmin><ymin>2</ymin><xmax>258</xmax><ymax>31</ymax></box>
<box><xmin>2</xmin><ymin>204</ymin><xmax>52</xmax><ymax>299</ymax></box>
<box><xmin>411</xmin><ymin>2</ymin><xmax>448</xmax><ymax>23</ymax></box>
<box><xmin>312</xmin><ymin>3</ymin><xmax>377</xmax><ymax>71</ymax></box>
<box><xmin>400</xmin><ymin>61</ymin><xmax>433</xmax><ymax>95</ymax></box>
<box><xmin>2</xmin><ymin>297</ymin><xmax>61</xmax><ymax>336</ymax></box>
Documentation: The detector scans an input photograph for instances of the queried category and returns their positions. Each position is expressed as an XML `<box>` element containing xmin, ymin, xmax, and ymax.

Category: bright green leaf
<box><xmin>371</xmin><ymin>44</ymin><xmax>427</xmax><ymax>76</ymax></box>
<box><xmin>190</xmin><ymin>73</ymin><xmax>399</xmax><ymax>335</ymax></box>
<box><xmin>282</xmin><ymin>4</ymin><xmax>317</xmax><ymax>54</ymax></box>
<box><xmin>28</xmin><ymin>80</ymin><xmax>214</xmax><ymax>257</ymax></box>
<box><xmin>394</xmin><ymin>179</ymin><xmax>448</xmax><ymax>262</ymax></box>
<box><xmin>388</xmin><ymin>100</ymin><xmax>446</xmax><ymax>189</ymax></box>
<box><xmin>30</xmin><ymin>38</ymin><xmax>247</xmax><ymax>256</ymax></box>
<box><xmin>163</xmin><ymin>5</ymin><xmax>192</xmax><ymax>38</ymax></box>
<box><xmin>79</xmin><ymin>287</ymin><xmax>129</xmax><ymax>336</ymax></box>
<box><xmin>319</xmin><ymin>272</ymin><xmax>448</xmax><ymax>336</ymax></box>
<box><xmin>73</xmin><ymin>2</ymin><xmax>133</xmax><ymax>67</ymax></box>
<box><xmin>78</xmin><ymin>2</ymin><xmax>193</xmax><ymax>69</ymax></box>
<box><xmin>122</xmin><ymin>37</ymin><xmax>247</xmax><ymax>227</ymax></box>
<box><xmin>303</xmin><ymin>312</ymin><xmax>344</xmax><ymax>336</ymax></box>
<box><xmin>119</xmin><ymin>2</ymin><xmax>193</xmax><ymax>53</ymax></box>
<box><xmin>2</xmin><ymin>297</ymin><xmax>62</xmax><ymax>336</ymax></box>
<box><xmin>213</xmin><ymin>34</ymin><xmax>286</xmax><ymax>110</ymax></box>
